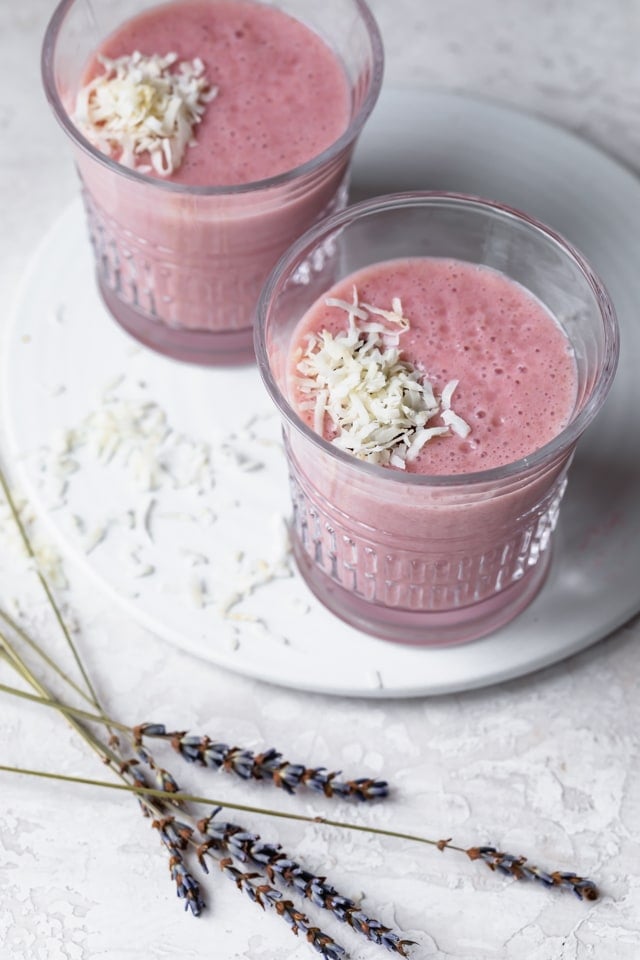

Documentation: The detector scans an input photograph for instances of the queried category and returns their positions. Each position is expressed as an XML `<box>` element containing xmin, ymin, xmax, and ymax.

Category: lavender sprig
<box><xmin>197</xmin><ymin>847</ymin><xmax>346</xmax><ymax>960</ymax></box>
<box><xmin>152</xmin><ymin>816</ymin><xmax>206</xmax><ymax>916</ymax></box>
<box><xmin>465</xmin><ymin>847</ymin><xmax>598</xmax><ymax>901</ymax></box>
<box><xmin>134</xmin><ymin>723</ymin><xmax>388</xmax><ymax>801</ymax></box>
<box><xmin>117</xmin><ymin>733</ymin><xmax>209</xmax><ymax>915</ymax></box>
<box><xmin>118</xmin><ymin>756</ymin><xmax>205</xmax><ymax>915</ymax></box>
<box><xmin>199</xmin><ymin>811</ymin><xmax>415</xmax><ymax>956</ymax></box>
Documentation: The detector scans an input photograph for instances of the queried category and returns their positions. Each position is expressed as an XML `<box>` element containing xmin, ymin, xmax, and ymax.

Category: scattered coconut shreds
<box><xmin>296</xmin><ymin>287</ymin><xmax>471</xmax><ymax>468</ymax></box>
<box><xmin>57</xmin><ymin>397</ymin><xmax>217</xmax><ymax>494</ymax></box>
<box><xmin>218</xmin><ymin>515</ymin><xmax>293</xmax><ymax>619</ymax></box>
<box><xmin>83</xmin><ymin>524</ymin><xmax>109</xmax><ymax>555</ymax></box>
<box><xmin>74</xmin><ymin>50</ymin><xmax>217</xmax><ymax>176</ymax></box>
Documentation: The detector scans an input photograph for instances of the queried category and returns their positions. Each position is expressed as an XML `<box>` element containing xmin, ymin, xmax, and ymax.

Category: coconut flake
<box><xmin>404</xmin><ymin>425</ymin><xmax>451</xmax><ymax>462</ymax></box>
<box><xmin>441</xmin><ymin>379</ymin><xmax>459</xmax><ymax>410</ymax></box>
<box><xmin>440</xmin><ymin>379</ymin><xmax>471</xmax><ymax>437</ymax></box>
<box><xmin>74</xmin><ymin>51</ymin><xmax>217</xmax><ymax>176</ymax></box>
<box><xmin>296</xmin><ymin>288</ymin><xmax>471</xmax><ymax>466</ymax></box>
<box><xmin>441</xmin><ymin>408</ymin><xmax>471</xmax><ymax>438</ymax></box>
<box><xmin>361</xmin><ymin>298</ymin><xmax>410</xmax><ymax>331</ymax></box>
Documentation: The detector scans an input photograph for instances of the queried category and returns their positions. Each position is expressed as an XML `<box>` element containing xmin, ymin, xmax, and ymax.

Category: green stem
<box><xmin>0</xmin><ymin>630</ymin><xmax>199</xmax><ymax>834</ymax></box>
<box><xmin>0</xmin><ymin>464</ymin><xmax>101</xmax><ymax>708</ymax></box>
<box><xmin>0</xmin><ymin>568</ymin><xmax>174</xmax><ymax>825</ymax></box>
<box><xmin>0</xmin><ymin>633</ymin><xmax>123</xmax><ymax>770</ymax></box>
<box><xmin>0</xmin><ymin>761</ymin><xmax>464</xmax><ymax>854</ymax></box>
<box><xmin>0</xmin><ymin>676</ymin><xmax>129</xmax><ymax>732</ymax></box>
<box><xmin>0</xmin><ymin>465</ymin><xmax>127</xmax><ymax>800</ymax></box>
<box><xmin>0</xmin><ymin>607</ymin><xmax>94</xmax><ymax>706</ymax></box>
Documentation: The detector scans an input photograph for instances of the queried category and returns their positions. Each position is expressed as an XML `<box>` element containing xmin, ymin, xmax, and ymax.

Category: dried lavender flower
<box><xmin>197</xmin><ymin>847</ymin><xmax>346</xmax><ymax>960</ymax></box>
<box><xmin>153</xmin><ymin>816</ymin><xmax>206</xmax><ymax>916</ymax></box>
<box><xmin>466</xmin><ymin>847</ymin><xmax>598</xmax><ymax>901</ymax></box>
<box><xmin>169</xmin><ymin>855</ymin><xmax>205</xmax><ymax>915</ymax></box>
<box><xmin>118</xmin><ymin>758</ymin><xmax>151</xmax><ymax>816</ymax></box>
<box><xmin>126</xmin><ymin>735</ymin><xmax>204</xmax><ymax>914</ymax></box>
<box><xmin>199</xmin><ymin>811</ymin><xmax>414</xmax><ymax>955</ymax></box>
<box><xmin>134</xmin><ymin>741</ymin><xmax>182</xmax><ymax>797</ymax></box>
<box><xmin>134</xmin><ymin>723</ymin><xmax>388</xmax><ymax>801</ymax></box>
<box><xmin>120</xmin><ymin>752</ymin><xmax>204</xmax><ymax>916</ymax></box>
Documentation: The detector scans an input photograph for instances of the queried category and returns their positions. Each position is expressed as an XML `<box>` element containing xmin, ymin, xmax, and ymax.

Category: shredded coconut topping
<box><xmin>296</xmin><ymin>287</ymin><xmax>471</xmax><ymax>468</ymax></box>
<box><xmin>74</xmin><ymin>51</ymin><xmax>217</xmax><ymax>176</ymax></box>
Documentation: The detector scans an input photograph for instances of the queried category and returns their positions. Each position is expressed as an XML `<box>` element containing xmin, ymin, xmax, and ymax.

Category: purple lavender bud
<box><xmin>176</xmin><ymin>735</ymin><xmax>202</xmax><ymax>764</ymax></box>
<box><xmin>134</xmin><ymin>722</ymin><xmax>167</xmax><ymax>740</ymax></box>
<box><xmin>204</xmin><ymin>741</ymin><xmax>229</xmax><ymax>766</ymax></box>
<box><xmin>230</xmin><ymin>750</ymin><xmax>256</xmax><ymax>779</ymax></box>
<box><xmin>170</xmin><ymin>859</ymin><xmax>205</xmax><ymax>916</ymax></box>
<box><xmin>156</xmin><ymin>768</ymin><xmax>181</xmax><ymax>794</ymax></box>
<box><xmin>555</xmin><ymin>873</ymin><xmax>599</xmax><ymax>901</ymax></box>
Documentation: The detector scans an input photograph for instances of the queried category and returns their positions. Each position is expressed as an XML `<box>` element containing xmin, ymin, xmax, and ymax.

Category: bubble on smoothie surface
<box><xmin>73</xmin><ymin>51</ymin><xmax>217</xmax><ymax>175</ymax></box>
<box><xmin>295</xmin><ymin>286</ymin><xmax>471</xmax><ymax>469</ymax></box>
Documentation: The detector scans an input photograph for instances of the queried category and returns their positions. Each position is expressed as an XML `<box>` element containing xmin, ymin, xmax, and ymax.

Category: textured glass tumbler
<box><xmin>42</xmin><ymin>0</ymin><xmax>383</xmax><ymax>365</ymax></box>
<box><xmin>256</xmin><ymin>193</ymin><xmax>619</xmax><ymax>645</ymax></box>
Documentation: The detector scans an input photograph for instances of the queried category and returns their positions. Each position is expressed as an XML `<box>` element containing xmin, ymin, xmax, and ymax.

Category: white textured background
<box><xmin>374</xmin><ymin>0</ymin><xmax>640</xmax><ymax>170</ymax></box>
<box><xmin>2</xmin><ymin>2</ymin><xmax>640</xmax><ymax>959</ymax></box>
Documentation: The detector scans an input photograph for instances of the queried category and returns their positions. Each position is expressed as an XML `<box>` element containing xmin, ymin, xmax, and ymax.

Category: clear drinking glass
<box><xmin>255</xmin><ymin>193</ymin><xmax>619</xmax><ymax>645</ymax></box>
<box><xmin>41</xmin><ymin>0</ymin><xmax>384</xmax><ymax>365</ymax></box>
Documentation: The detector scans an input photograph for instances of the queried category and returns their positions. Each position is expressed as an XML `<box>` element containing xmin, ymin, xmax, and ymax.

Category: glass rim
<box><xmin>41</xmin><ymin>0</ymin><xmax>384</xmax><ymax>196</ymax></box>
<box><xmin>255</xmin><ymin>190</ymin><xmax>620</xmax><ymax>488</ymax></box>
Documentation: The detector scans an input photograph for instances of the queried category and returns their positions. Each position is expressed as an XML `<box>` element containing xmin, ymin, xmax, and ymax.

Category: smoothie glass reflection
<box><xmin>41</xmin><ymin>0</ymin><xmax>383</xmax><ymax>365</ymax></box>
<box><xmin>255</xmin><ymin>193</ymin><xmax>619</xmax><ymax>645</ymax></box>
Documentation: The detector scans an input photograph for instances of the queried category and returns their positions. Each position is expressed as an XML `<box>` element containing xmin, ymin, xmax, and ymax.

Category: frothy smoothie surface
<box><xmin>290</xmin><ymin>258</ymin><xmax>578</xmax><ymax>475</ymax></box>
<box><xmin>84</xmin><ymin>0</ymin><xmax>351</xmax><ymax>185</ymax></box>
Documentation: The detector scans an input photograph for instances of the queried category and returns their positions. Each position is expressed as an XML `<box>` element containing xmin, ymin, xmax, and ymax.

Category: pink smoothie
<box><xmin>87</xmin><ymin>0</ymin><xmax>351</xmax><ymax>186</ymax></box>
<box><xmin>70</xmin><ymin>0</ymin><xmax>364</xmax><ymax>358</ymax></box>
<box><xmin>283</xmin><ymin>257</ymin><xmax>579</xmax><ymax>634</ymax></box>
<box><xmin>290</xmin><ymin>257</ymin><xmax>577</xmax><ymax>474</ymax></box>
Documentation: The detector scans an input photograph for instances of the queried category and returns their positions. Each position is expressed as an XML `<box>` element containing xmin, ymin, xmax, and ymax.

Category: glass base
<box><xmin>291</xmin><ymin>534</ymin><xmax>553</xmax><ymax>646</ymax></box>
<box><xmin>98</xmin><ymin>276</ymin><xmax>255</xmax><ymax>366</ymax></box>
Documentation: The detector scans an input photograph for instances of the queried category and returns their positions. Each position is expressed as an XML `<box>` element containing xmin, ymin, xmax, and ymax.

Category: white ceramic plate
<box><xmin>4</xmin><ymin>89</ymin><xmax>640</xmax><ymax>698</ymax></box>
